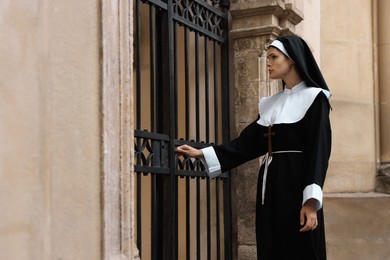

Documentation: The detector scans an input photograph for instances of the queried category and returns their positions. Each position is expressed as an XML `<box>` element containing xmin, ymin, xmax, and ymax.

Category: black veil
<box><xmin>276</xmin><ymin>35</ymin><xmax>330</xmax><ymax>92</ymax></box>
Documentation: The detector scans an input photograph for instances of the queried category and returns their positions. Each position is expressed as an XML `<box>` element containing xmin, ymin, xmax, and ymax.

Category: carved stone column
<box><xmin>229</xmin><ymin>1</ymin><xmax>303</xmax><ymax>259</ymax></box>
<box><xmin>102</xmin><ymin>0</ymin><xmax>139</xmax><ymax>259</ymax></box>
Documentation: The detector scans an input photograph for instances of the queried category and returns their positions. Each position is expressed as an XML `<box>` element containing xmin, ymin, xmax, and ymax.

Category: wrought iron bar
<box><xmin>221</xmin><ymin>11</ymin><xmax>232</xmax><ymax>260</ymax></box>
<box><xmin>214</xmin><ymin>42</ymin><xmax>219</xmax><ymax>144</ymax></box>
<box><xmin>151</xmin><ymin>174</ymin><xmax>157</xmax><ymax>260</ymax></box>
<box><xmin>207</xmin><ymin>179</ymin><xmax>211</xmax><ymax>260</ymax></box>
<box><xmin>186</xmin><ymin>177</ymin><xmax>190</xmax><ymax>260</ymax></box>
<box><xmin>196</xmin><ymin>177</ymin><xmax>201</xmax><ymax>260</ymax></box>
<box><xmin>195</xmin><ymin>32</ymin><xmax>200</xmax><ymax>141</ymax></box>
<box><xmin>150</xmin><ymin>5</ymin><xmax>156</xmax><ymax>131</ymax></box>
<box><xmin>205</xmin><ymin>37</ymin><xmax>210</xmax><ymax>143</ymax></box>
<box><xmin>173</xmin><ymin>19</ymin><xmax>180</xmax><ymax>260</ymax></box>
<box><xmin>216</xmin><ymin>178</ymin><xmax>221</xmax><ymax>260</ymax></box>
<box><xmin>174</xmin><ymin>22</ymin><xmax>178</xmax><ymax>139</ymax></box>
<box><xmin>137</xmin><ymin>173</ymin><xmax>142</xmax><ymax>257</ymax></box>
<box><xmin>184</xmin><ymin>27</ymin><xmax>190</xmax><ymax>140</ymax></box>
<box><xmin>223</xmin><ymin>178</ymin><xmax>232</xmax><ymax>260</ymax></box>
<box><xmin>136</xmin><ymin>0</ymin><xmax>142</xmax><ymax>130</ymax></box>
<box><xmin>166</xmin><ymin>1</ymin><xmax>178</xmax><ymax>259</ymax></box>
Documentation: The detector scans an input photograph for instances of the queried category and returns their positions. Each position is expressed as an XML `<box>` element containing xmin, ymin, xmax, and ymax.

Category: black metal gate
<box><xmin>134</xmin><ymin>0</ymin><xmax>231</xmax><ymax>259</ymax></box>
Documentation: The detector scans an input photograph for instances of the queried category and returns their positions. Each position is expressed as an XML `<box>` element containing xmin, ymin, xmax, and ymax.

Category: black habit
<box><xmin>201</xmin><ymin>35</ymin><xmax>332</xmax><ymax>259</ymax></box>
<box><xmin>201</xmin><ymin>82</ymin><xmax>331</xmax><ymax>260</ymax></box>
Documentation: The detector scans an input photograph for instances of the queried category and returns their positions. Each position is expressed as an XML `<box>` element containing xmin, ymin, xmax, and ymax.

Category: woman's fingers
<box><xmin>312</xmin><ymin>218</ymin><xmax>318</xmax><ymax>230</ymax></box>
<box><xmin>299</xmin><ymin>217</ymin><xmax>317</xmax><ymax>232</ymax></box>
<box><xmin>299</xmin><ymin>222</ymin><xmax>310</xmax><ymax>232</ymax></box>
<box><xmin>175</xmin><ymin>145</ymin><xmax>202</xmax><ymax>158</ymax></box>
<box><xmin>176</xmin><ymin>145</ymin><xmax>190</xmax><ymax>156</ymax></box>
<box><xmin>175</xmin><ymin>145</ymin><xmax>185</xmax><ymax>154</ymax></box>
<box><xmin>299</xmin><ymin>206</ymin><xmax>318</xmax><ymax>232</ymax></box>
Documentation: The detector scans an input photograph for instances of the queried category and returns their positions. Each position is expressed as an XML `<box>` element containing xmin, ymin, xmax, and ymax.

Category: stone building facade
<box><xmin>229</xmin><ymin>1</ymin><xmax>390</xmax><ymax>259</ymax></box>
<box><xmin>0</xmin><ymin>0</ymin><xmax>389</xmax><ymax>259</ymax></box>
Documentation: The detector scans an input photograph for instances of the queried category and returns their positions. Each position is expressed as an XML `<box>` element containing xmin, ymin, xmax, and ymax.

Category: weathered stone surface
<box><xmin>325</xmin><ymin>194</ymin><xmax>390</xmax><ymax>260</ymax></box>
<box><xmin>376</xmin><ymin>176</ymin><xmax>390</xmax><ymax>193</ymax></box>
<box><xmin>237</xmin><ymin>244</ymin><xmax>257</xmax><ymax>260</ymax></box>
<box><xmin>377</xmin><ymin>164</ymin><xmax>390</xmax><ymax>193</ymax></box>
<box><xmin>232</xmin><ymin>161</ymin><xmax>259</xmax><ymax>245</ymax></box>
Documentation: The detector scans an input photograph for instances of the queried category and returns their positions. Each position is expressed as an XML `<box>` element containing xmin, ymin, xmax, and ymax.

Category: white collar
<box><xmin>283</xmin><ymin>81</ymin><xmax>306</xmax><ymax>95</ymax></box>
<box><xmin>257</xmin><ymin>81</ymin><xmax>330</xmax><ymax>126</ymax></box>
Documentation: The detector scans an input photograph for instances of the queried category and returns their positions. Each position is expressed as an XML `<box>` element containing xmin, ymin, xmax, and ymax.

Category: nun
<box><xmin>176</xmin><ymin>35</ymin><xmax>332</xmax><ymax>260</ymax></box>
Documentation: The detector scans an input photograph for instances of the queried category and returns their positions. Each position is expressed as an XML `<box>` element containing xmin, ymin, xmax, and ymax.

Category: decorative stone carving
<box><xmin>230</xmin><ymin>1</ymin><xmax>303</xmax><ymax>39</ymax></box>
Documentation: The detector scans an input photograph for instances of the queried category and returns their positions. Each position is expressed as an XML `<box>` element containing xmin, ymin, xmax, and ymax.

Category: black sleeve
<box><xmin>213</xmin><ymin>119</ymin><xmax>267</xmax><ymax>172</ymax></box>
<box><xmin>304</xmin><ymin>92</ymin><xmax>332</xmax><ymax>188</ymax></box>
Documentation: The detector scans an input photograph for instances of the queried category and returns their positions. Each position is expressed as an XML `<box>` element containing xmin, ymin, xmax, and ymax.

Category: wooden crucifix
<box><xmin>263</xmin><ymin>125</ymin><xmax>275</xmax><ymax>156</ymax></box>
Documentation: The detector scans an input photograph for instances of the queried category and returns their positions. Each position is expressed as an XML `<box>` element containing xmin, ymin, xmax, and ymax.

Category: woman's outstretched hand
<box><xmin>176</xmin><ymin>144</ymin><xmax>203</xmax><ymax>158</ymax></box>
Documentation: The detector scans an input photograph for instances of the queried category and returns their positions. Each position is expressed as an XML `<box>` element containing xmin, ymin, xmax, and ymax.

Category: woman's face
<box><xmin>267</xmin><ymin>47</ymin><xmax>294</xmax><ymax>80</ymax></box>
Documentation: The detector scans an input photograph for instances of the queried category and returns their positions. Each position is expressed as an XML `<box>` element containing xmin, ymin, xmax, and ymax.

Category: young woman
<box><xmin>176</xmin><ymin>35</ymin><xmax>331</xmax><ymax>260</ymax></box>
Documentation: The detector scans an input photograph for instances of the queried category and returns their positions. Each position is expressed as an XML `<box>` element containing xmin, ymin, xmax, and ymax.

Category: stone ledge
<box><xmin>324</xmin><ymin>192</ymin><xmax>390</xmax><ymax>198</ymax></box>
<box><xmin>231</xmin><ymin>25</ymin><xmax>283</xmax><ymax>39</ymax></box>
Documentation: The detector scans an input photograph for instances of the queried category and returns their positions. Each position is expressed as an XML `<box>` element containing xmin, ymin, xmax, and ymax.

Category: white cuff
<box><xmin>200</xmin><ymin>147</ymin><xmax>222</xmax><ymax>178</ymax></box>
<box><xmin>302</xmin><ymin>183</ymin><xmax>323</xmax><ymax>211</ymax></box>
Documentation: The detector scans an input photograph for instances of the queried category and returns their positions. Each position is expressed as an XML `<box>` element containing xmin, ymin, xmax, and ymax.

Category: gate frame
<box><xmin>101</xmin><ymin>0</ymin><xmax>232</xmax><ymax>259</ymax></box>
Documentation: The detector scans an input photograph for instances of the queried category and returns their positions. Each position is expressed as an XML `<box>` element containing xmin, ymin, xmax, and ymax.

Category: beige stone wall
<box><xmin>320</xmin><ymin>1</ymin><xmax>390</xmax><ymax>258</ymax></box>
<box><xmin>0</xmin><ymin>0</ymin><xmax>101</xmax><ymax>259</ymax></box>
<box><xmin>292</xmin><ymin>0</ymin><xmax>321</xmax><ymax>63</ymax></box>
<box><xmin>321</xmin><ymin>0</ymin><xmax>376</xmax><ymax>193</ymax></box>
